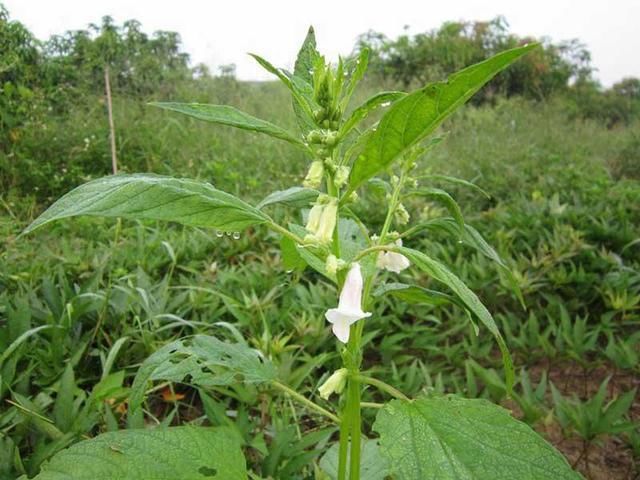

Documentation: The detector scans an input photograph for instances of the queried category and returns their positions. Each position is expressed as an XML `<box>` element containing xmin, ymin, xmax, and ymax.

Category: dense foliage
<box><xmin>1</xmin><ymin>6</ymin><xmax>639</xmax><ymax>480</ymax></box>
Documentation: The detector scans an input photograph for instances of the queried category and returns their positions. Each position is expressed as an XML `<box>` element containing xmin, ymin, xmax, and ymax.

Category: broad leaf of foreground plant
<box><xmin>320</xmin><ymin>438</ymin><xmax>391</xmax><ymax>480</ymax></box>
<box><xmin>128</xmin><ymin>335</ymin><xmax>276</xmax><ymax>427</ymax></box>
<box><xmin>399</xmin><ymin>246</ymin><xmax>514</xmax><ymax>390</ymax></box>
<box><xmin>151</xmin><ymin>102</ymin><xmax>306</xmax><ymax>146</ymax></box>
<box><xmin>349</xmin><ymin>43</ymin><xmax>538</xmax><ymax>190</ymax></box>
<box><xmin>374</xmin><ymin>396</ymin><xmax>581</xmax><ymax>480</ymax></box>
<box><xmin>33</xmin><ymin>426</ymin><xmax>247</xmax><ymax>480</ymax></box>
<box><xmin>23</xmin><ymin>174</ymin><xmax>269</xmax><ymax>234</ymax></box>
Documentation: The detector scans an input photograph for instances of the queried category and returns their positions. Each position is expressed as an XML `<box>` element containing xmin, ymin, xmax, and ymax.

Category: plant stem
<box><xmin>348</xmin><ymin>374</ymin><xmax>362</xmax><ymax>480</ymax></box>
<box><xmin>267</xmin><ymin>221</ymin><xmax>306</xmax><ymax>245</ymax></box>
<box><xmin>355</xmin><ymin>374</ymin><xmax>410</xmax><ymax>401</ymax></box>
<box><xmin>271</xmin><ymin>381</ymin><xmax>340</xmax><ymax>424</ymax></box>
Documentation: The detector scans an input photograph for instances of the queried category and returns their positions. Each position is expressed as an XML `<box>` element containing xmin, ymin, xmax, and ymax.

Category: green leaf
<box><xmin>249</xmin><ymin>53</ymin><xmax>317</xmax><ymax>127</ymax></box>
<box><xmin>398</xmin><ymin>246</ymin><xmax>514</xmax><ymax>391</ymax></box>
<box><xmin>406</xmin><ymin>218</ymin><xmax>524</xmax><ymax>307</ymax></box>
<box><xmin>320</xmin><ymin>438</ymin><xmax>391</xmax><ymax>480</ymax></box>
<box><xmin>339</xmin><ymin>91</ymin><xmax>406</xmax><ymax>138</ymax></box>
<box><xmin>150</xmin><ymin>102</ymin><xmax>305</xmax><ymax>147</ymax></box>
<box><xmin>349</xmin><ymin>44</ymin><xmax>538</xmax><ymax>189</ymax></box>
<box><xmin>294</xmin><ymin>26</ymin><xmax>319</xmax><ymax>85</ymax></box>
<box><xmin>418</xmin><ymin>174</ymin><xmax>490</xmax><ymax>198</ymax></box>
<box><xmin>372</xmin><ymin>282</ymin><xmax>460</xmax><ymax>307</ymax></box>
<box><xmin>374</xmin><ymin>396</ymin><xmax>580</xmax><ymax>480</ymax></box>
<box><xmin>33</xmin><ymin>426</ymin><xmax>247</xmax><ymax>480</ymax></box>
<box><xmin>23</xmin><ymin>174</ymin><xmax>269</xmax><ymax>234</ymax></box>
<box><xmin>128</xmin><ymin>335</ymin><xmax>275</xmax><ymax>427</ymax></box>
<box><xmin>280</xmin><ymin>235</ymin><xmax>307</xmax><ymax>271</ymax></box>
<box><xmin>53</xmin><ymin>363</ymin><xmax>75</xmax><ymax>433</ymax></box>
<box><xmin>257</xmin><ymin>187</ymin><xmax>319</xmax><ymax>210</ymax></box>
<box><xmin>340</xmin><ymin>47</ymin><xmax>370</xmax><ymax>111</ymax></box>
<box><xmin>407</xmin><ymin>187</ymin><xmax>465</xmax><ymax>230</ymax></box>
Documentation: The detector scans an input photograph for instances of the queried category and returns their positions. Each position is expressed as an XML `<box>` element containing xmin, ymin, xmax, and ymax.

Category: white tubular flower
<box><xmin>305</xmin><ymin>202</ymin><xmax>324</xmax><ymax>234</ymax></box>
<box><xmin>325</xmin><ymin>263</ymin><xmax>371</xmax><ymax>343</ymax></box>
<box><xmin>318</xmin><ymin>368</ymin><xmax>348</xmax><ymax>400</ymax></box>
<box><xmin>316</xmin><ymin>198</ymin><xmax>337</xmax><ymax>244</ymax></box>
<box><xmin>377</xmin><ymin>239</ymin><xmax>411</xmax><ymax>273</ymax></box>
<box><xmin>303</xmin><ymin>160</ymin><xmax>324</xmax><ymax>189</ymax></box>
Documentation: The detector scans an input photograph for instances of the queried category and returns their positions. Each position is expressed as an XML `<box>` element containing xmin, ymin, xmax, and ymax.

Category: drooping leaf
<box><xmin>257</xmin><ymin>187</ymin><xmax>319</xmax><ymax>210</ymax></box>
<box><xmin>150</xmin><ymin>102</ymin><xmax>305</xmax><ymax>147</ymax></box>
<box><xmin>373</xmin><ymin>396</ymin><xmax>580</xmax><ymax>480</ymax></box>
<box><xmin>349</xmin><ymin>44</ymin><xmax>538</xmax><ymax>190</ymax></box>
<box><xmin>339</xmin><ymin>91</ymin><xmax>406</xmax><ymax>138</ymax></box>
<box><xmin>23</xmin><ymin>174</ymin><xmax>269</xmax><ymax>234</ymax></box>
<box><xmin>407</xmin><ymin>187</ymin><xmax>465</xmax><ymax>230</ymax></box>
<box><xmin>418</xmin><ymin>174</ymin><xmax>490</xmax><ymax>198</ymax></box>
<box><xmin>398</xmin><ymin>246</ymin><xmax>514</xmax><ymax>391</ymax></box>
<box><xmin>128</xmin><ymin>335</ymin><xmax>276</xmax><ymax>427</ymax></box>
<box><xmin>320</xmin><ymin>438</ymin><xmax>391</xmax><ymax>480</ymax></box>
<box><xmin>405</xmin><ymin>218</ymin><xmax>524</xmax><ymax>306</ymax></box>
<box><xmin>372</xmin><ymin>282</ymin><xmax>460</xmax><ymax>308</ymax></box>
<box><xmin>33</xmin><ymin>426</ymin><xmax>247</xmax><ymax>480</ymax></box>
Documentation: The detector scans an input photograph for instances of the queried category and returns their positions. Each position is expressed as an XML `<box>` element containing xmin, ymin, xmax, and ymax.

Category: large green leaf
<box><xmin>374</xmin><ymin>396</ymin><xmax>580</xmax><ymax>480</ymax></box>
<box><xmin>349</xmin><ymin>44</ymin><xmax>538</xmax><ymax>189</ymax></box>
<box><xmin>33</xmin><ymin>426</ymin><xmax>247</xmax><ymax>480</ymax></box>
<box><xmin>151</xmin><ymin>102</ymin><xmax>305</xmax><ymax>147</ymax></box>
<box><xmin>23</xmin><ymin>174</ymin><xmax>269</xmax><ymax>234</ymax></box>
<box><xmin>320</xmin><ymin>438</ymin><xmax>391</xmax><ymax>480</ymax></box>
<box><xmin>128</xmin><ymin>335</ymin><xmax>276</xmax><ymax>427</ymax></box>
<box><xmin>398</xmin><ymin>246</ymin><xmax>514</xmax><ymax>390</ymax></box>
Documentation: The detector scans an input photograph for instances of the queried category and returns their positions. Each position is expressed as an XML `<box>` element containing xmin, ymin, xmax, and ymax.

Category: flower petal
<box><xmin>331</xmin><ymin>320</ymin><xmax>351</xmax><ymax>343</ymax></box>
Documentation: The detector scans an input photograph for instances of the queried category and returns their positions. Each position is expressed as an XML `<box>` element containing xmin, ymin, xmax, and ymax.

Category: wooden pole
<box><xmin>104</xmin><ymin>64</ymin><xmax>118</xmax><ymax>174</ymax></box>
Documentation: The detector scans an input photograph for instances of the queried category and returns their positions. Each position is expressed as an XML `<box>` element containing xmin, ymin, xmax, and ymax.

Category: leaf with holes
<box><xmin>128</xmin><ymin>335</ymin><xmax>276</xmax><ymax>427</ymax></box>
<box><xmin>33</xmin><ymin>426</ymin><xmax>247</xmax><ymax>480</ymax></box>
<box><xmin>374</xmin><ymin>396</ymin><xmax>580</xmax><ymax>480</ymax></box>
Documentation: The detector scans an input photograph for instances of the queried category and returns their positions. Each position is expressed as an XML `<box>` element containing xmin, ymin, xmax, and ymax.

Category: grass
<box><xmin>1</xmin><ymin>80</ymin><xmax>639</xmax><ymax>479</ymax></box>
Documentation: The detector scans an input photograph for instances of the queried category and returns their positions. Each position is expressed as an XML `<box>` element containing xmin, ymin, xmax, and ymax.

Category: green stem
<box><xmin>355</xmin><ymin>375</ymin><xmax>410</xmax><ymax>401</ymax></box>
<box><xmin>271</xmin><ymin>381</ymin><xmax>340</xmax><ymax>424</ymax></box>
<box><xmin>267</xmin><ymin>221</ymin><xmax>306</xmax><ymax>245</ymax></box>
<box><xmin>348</xmin><ymin>374</ymin><xmax>362</xmax><ymax>479</ymax></box>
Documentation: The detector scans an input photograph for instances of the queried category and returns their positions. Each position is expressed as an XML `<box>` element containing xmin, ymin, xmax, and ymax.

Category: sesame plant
<box><xmin>23</xmin><ymin>28</ymin><xmax>581</xmax><ymax>480</ymax></box>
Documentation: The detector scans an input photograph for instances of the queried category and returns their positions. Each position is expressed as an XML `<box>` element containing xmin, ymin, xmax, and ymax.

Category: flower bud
<box><xmin>303</xmin><ymin>160</ymin><xmax>324</xmax><ymax>189</ymax></box>
<box><xmin>306</xmin><ymin>129</ymin><xmax>323</xmax><ymax>144</ymax></box>
<box><xmin>305</xmin><ymin>202</ymin><xmax>324</xmax><ymax>234</ymax></box>
<box><xmin>334</xmin><ymin>166</ymin><xmax>350</xmax><ymax>188</ymax></box>
<box><xmin>325</xmin><ymin>254</ymin><xmax>346</xmax><ymax>275</ymax></box>
<box><xmin>318</xmin><ymin>368</ymin><xmax>348</xmax><ymax>400</ymax></box>
<box><xmin>316</xmin><ymin>198</ymin><xmax>338</xmax><ymax>244</ymax></box>
<box><xmin>394</xmin><ymin>203</ymin><xmax>410</xmax><ymax>225</ymax></box>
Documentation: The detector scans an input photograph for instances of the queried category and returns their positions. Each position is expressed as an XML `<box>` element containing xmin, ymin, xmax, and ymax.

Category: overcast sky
<box><xmin>4</xmin><ymin>0</ymin><xmax>639</xmax><ymax>86</ymax></box>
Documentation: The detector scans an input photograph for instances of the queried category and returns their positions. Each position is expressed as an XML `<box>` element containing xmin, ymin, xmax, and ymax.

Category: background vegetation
<box><xmin>1</xmin><ymin>5</ymin><xmax>639</xmax><ymax>479</ymax></box>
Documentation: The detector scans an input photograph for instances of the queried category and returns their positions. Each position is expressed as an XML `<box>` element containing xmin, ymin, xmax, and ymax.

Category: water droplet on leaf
<box><xmin>215</xmin><ymin>230</ymin><xmax>224</xmax><ymax>238</ymax></box>
<box><xmin>232</xmin><ymin>232</ymin><xmax>241</xmax><ymax>240</ymax></box>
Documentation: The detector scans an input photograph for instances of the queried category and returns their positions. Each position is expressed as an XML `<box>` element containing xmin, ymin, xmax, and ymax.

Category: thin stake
<box><xmin>104</xmin><ymin>64</ymin><xmax>118</xmax><ymax>174</ymax></box>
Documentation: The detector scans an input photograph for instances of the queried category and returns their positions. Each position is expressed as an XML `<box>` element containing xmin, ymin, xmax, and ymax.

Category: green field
<box><xmin>1</xmin><ymin>10</ymin><xmax>640</xmax><ymax>480</ymax></box>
